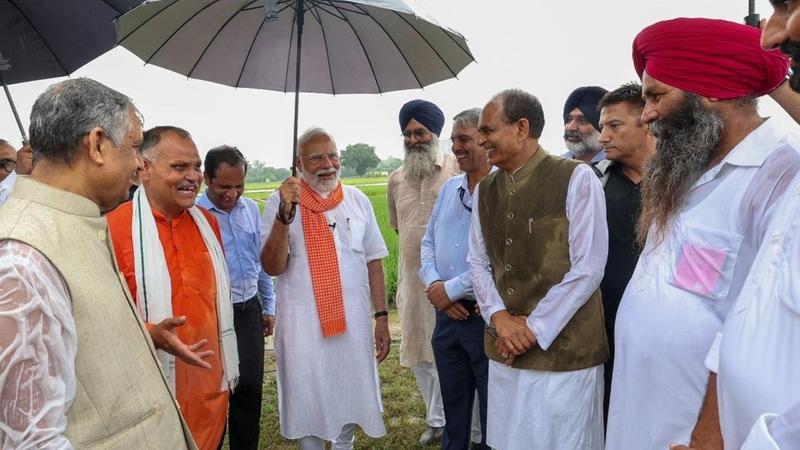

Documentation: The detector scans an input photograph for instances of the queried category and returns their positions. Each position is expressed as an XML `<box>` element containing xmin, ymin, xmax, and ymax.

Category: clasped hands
<box><xmin>490</xmin><ymin>310</ymin><xmax>537</xmax><ymax>366</ymax></box>
<box><xmin>426</xmin><ymin>281</ymin><xmax>479</xmax><ymax>320</ymax></box>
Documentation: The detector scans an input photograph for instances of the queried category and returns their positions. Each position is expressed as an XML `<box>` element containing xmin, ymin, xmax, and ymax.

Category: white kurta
<box><xmin>468</xmin><ymin>162</ymin><xmax>608</xmax><ymax>450</ymax></box>
<box><xmin>607</xmin><ymin>119</ymin><xmax>800</xmax><ymax>450</ymax></box>
<box><xmin>0</xmin><ymin>240</ymin><xmax>77</xmax><ymax>449</ymax></box>
<box><xmin>711</xmin><ymin>173</ymin><xmax>800</xmax><ymax>450</ymax></box>
<box><xmin>260</xmin><ymin>186</ymin><xmax>389</xmax><ymax>440</ymax></box>
<box><xmin>387</xmin><ymin>151</ymin><xmax>460</xmax><ymax>367</ymax></box>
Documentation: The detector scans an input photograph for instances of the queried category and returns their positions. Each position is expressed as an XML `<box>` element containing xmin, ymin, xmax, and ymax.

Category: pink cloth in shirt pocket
<box><xmin>669</xmin><ymin>224</ymin><xmax>743</xmax><ymax>301</ymax></box>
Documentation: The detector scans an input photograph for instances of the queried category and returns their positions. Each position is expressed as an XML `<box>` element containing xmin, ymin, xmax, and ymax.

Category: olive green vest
<box><xmin>0</xmin><ymin>177</ymin><xmax>196</xmax><ymax>449</ymax></box>
<box><xmin>477</xmin><ymin>148</ymin><xmax>608</xmax><ymax>371</ymax></box>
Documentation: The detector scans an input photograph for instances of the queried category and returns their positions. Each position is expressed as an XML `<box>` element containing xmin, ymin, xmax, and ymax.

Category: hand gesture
<box><xmin>149</xmin><ymin>316</ymin><xmax>214</xmax><ymax>369</ymax></box>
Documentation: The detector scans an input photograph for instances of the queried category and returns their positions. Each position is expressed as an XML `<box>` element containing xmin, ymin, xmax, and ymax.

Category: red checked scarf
<box><xmin>300</xmin><ymin>179</ymin><xmax>347</xmax><ymax>337</ymax></box>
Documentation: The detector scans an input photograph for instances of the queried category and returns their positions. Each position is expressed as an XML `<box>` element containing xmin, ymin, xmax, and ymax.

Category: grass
<box><xmin>241</xmin><ymin>309</ymin><xmax>436</xmax><ymax>449</ymax></box>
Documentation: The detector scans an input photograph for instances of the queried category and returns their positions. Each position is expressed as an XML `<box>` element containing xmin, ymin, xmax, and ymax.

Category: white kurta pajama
<box><xmin>260</xmin><ymin>186</ymin><xmax>389</xmax><ymax>441</ymax></box>
<box><xmin>468</xmin><ymin>163</ymin><xmax>608</xmax><ymax>450</ymax></box>
<box><xmin>711</xmin><ymin>173</ymin><xmax>800</xmax><ymax>450</ymax></box>
<box><xmin>607</xmin><ymin>119</ymin><xmax>800</xmax><ymax>450</ymax></box>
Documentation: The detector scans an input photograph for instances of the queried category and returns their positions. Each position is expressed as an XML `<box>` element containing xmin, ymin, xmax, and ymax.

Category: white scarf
<box><xmin>131</xmin><ymin>187</ymin><xmax>239</xmax><ymax>392</ymax></box>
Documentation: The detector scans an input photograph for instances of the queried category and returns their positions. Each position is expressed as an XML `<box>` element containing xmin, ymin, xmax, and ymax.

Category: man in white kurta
<box><xmin>388</xmin><ymin>99</ymin><xmax>460</xmax><ymax>444</ymax></box>
<box><xmin>261</xmin><ymin>127</ymin><xmax>390</xmax><ymax>449</ymax></box>
<box><xmin>606</xmin><ymin>18</ymin><xmax>797</xmax><ymax>450</ymax></box>
<box><xmin>468</xmin><ymin>89</ymin><xmax>609</xmax><ymax>450</ymax></box>
<box><xmin>706</xmin><ymin>173</ymin><xmax>800</xmax><ymax>450</ymax></box>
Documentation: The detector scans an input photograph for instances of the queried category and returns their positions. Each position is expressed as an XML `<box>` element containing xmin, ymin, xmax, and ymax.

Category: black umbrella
<box><xmin>0</xmin><ymin>0</ymin><xmax>143</xmax><ymax>143</ymax></box>
<box><xmin>116</xmin><ymin>0</ymin><xmax>474</xmax><ymax>221</ymax></box>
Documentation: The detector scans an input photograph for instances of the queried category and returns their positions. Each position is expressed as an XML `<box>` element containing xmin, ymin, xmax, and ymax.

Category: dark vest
<box><xmin>477</xmin><ymin>148</ymin><xmax>608</xmax><ymax>371</ymax></box>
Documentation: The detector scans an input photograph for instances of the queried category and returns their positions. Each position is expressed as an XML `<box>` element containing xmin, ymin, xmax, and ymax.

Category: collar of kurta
<box><xmin>722</xmin><ymin>118</ymin><xmax>783</xmax><ymax>168</ymax></box>
<box><xmin>12</xmin><ymin>176</ymin><xmax>101</xmax><ymax>218</ymax></box>
<box><xmin>149</xmin><ymin>205</ymin><xmax>192</xmax><ymax>226</ymax></box>
<box><xmin>506</xmin><ymin>145</ymin><xmax>547</xmax><ymax>182</ymax></box>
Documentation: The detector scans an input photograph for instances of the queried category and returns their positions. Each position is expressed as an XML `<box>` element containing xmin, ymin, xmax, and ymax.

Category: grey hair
<box><xmin>140</xmin><ymin>126</ymin><xmax>192</xmax><ymax>161</ymax></box>
<box><xmin>452</xmin><ymin>108</ymin><xmax>481</xmax><ymax>129</ymax></box>
<box><xmin>296</xmin><ymin>126</ymin><xmax>337</xmax><ymax>157</ymax></box>
<box><xmin>29</xmin><ymin>78</ymin><xmax>138</xmax><ymax>165</ymax></box>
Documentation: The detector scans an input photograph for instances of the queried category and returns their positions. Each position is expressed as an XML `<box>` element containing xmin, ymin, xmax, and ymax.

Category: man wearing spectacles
<box><xmin>0</xmin><ymin>139</ymin><xmax>17</xmax><ymax>208</ymax></box>
<box><xmin>562</xmin><ymin>86</ymin><xmax>608</xmax><ymax>164</ymax></box>
<box><xmin>420</xmin><ymin>108</ymin><xmax>492</xmax><ymax>450</ymax></box>
<box><xmin>388</xmin><ymin>99</ymin><xmax>461</xmax><ymax>445</ymax></box>
<box><xmin>261</xmin><ymin>127</ymin><xmax>391</xmax><ymax>449</ymax></box>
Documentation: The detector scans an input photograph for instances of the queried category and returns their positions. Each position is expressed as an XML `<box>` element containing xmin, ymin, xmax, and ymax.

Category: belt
<box><xmin>232</xmin><ymin>295</ymin><xmax>260</xmax><ymax>310</ymax></box>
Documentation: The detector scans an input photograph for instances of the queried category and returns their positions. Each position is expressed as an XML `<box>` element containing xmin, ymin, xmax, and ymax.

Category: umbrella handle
<box><xmin>277</xmin><ymin>201</ymin><xmax>297</xmax><ymax>224</ymax></box>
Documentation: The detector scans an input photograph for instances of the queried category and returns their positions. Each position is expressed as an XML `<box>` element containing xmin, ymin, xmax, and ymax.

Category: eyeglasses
<box><xmin>401</xmin><ymin>128</ymin><xmax>431</xmax><ymax>140</ymax></box>
<box><xmin>0</xmin><ymin>159</ymin><xmax>16</xmax><ymax>172</ymax></box>
<box><xmin>307</xmin><ymin>152</ymin><xmax>339</xmax><ymax>164</ymax></box>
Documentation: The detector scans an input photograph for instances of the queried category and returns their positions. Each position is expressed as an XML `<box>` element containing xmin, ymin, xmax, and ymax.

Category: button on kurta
<box><xmin>507</xmin><ymin>212</ymin><xmax>515</xmax><ymax>220</ymax></box>
<box><xmin>507</xmin><ymin>287</ymin><xmax>516</xmax><ymax>295</ymax></box>
<box><xmin>505</xmin><ymin>238</ymin><xmax>513</xmax><ymax>246</ymax></box>
<box><xmin>97</xmin><ymin>230</ymin><xmax>106</xmax><ymax>241</ymax></box>
<box><xmin>504</xmin><ymin>264</ymin><xmax>512</xmax><ymax>272</ymax></box>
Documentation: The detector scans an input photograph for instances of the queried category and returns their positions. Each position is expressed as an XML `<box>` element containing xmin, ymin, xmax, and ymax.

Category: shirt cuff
<box><xmin>443</xmin><ymin>278</ymin><xmax>465</xmax><ymax>302</ymax></box>
<box><xmin>527</xmin><ymin>315</ymin><xmax>553</xmax><ymax>351</ymax></box>
<box><xmin>704</xmin><ymin>332</ymin><xmax>722</xmax><ymax>373</ymax></box>
<box><xmin>483</xmin><ymin>304</ymin><xmax>507</xmax><ymax>325</ymax></box>
<box><xmin>742</xmin><ymin>414</ymin><xmax>781</xmax><ymax>450</ymax></box>
<box><xmin>420</xmin><ymin>267</ymin><xmax>442</xmax><ymax>288</ymax></box>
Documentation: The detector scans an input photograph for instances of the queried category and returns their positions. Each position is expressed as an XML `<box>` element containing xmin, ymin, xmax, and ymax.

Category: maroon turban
<box><xmin>633</xmin><ymin>18</ymin><xmax>789</xmax><ymax>99</ymax></box>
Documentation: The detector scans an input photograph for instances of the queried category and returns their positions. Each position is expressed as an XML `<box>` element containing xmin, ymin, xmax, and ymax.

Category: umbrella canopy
<box><xmin>116</xmin><ymin>0</ymin><xmax>474</xmax><ymax>94</ymax></box>
<box><xmin>0</xmin><ymin>0</ymin><xmax>143</xmax><ymax>141</ymax></box>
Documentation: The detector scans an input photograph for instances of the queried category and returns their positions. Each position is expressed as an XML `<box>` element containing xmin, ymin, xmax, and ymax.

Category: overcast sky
<box><xmin>0</xmin><ymin>0</ymin><xmax>790</xmax><ymax>168</ymax></box>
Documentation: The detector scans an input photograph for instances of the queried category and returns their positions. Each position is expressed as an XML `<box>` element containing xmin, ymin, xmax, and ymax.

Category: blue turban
<box><xmin>563</xmin><ymin>86</ymin><xmax>608</xmax><ymax>132</ymax></box>
<box><xmin>399</xmin><ymin>99</ymin><xmax>445</xmax><ymax>136</ymax></box>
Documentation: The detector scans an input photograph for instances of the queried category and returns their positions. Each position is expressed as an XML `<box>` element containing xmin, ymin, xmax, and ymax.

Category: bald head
<box><xmin>0</xmin><ymin>140</ymin><xmax>16</xmax><ymax>183</ymax></box>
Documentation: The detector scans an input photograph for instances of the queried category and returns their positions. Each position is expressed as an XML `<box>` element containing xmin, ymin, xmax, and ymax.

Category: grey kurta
<box><xmin>388</xmin><ymin>151</ymin><xmax>460</xmax><ymax>367</ymax></box>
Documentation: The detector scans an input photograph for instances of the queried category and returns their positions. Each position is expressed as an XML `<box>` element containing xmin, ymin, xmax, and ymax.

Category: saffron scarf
<box><xmin>300</xmin><ymin>179</ymin><xmax>347</xmax><ymax>337</ymax></box>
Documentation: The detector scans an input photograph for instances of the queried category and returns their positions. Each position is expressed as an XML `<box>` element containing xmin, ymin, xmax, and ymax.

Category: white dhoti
<box><xmin>486</xmin><ymin>361</ymin><xmax>604</xmax><ymax>450</ymax></box>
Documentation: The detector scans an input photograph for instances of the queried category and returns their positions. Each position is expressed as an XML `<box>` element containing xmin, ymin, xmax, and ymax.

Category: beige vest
<box><xmin>478</xmin><ymin>149</ymin><xmax>608</xmax><ymax>371</ymax></box>
<box><xmin>0</xmin><ymin>177</ymin><xmax>196</xmax><ymax>449</ymax></box>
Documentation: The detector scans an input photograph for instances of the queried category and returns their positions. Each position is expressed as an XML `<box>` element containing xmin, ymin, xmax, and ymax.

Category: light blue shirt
<box><xmin>196</xmin><ymin>193</ymin><xmax>276</xmax><ymax>315</ymax></box>
<box><xmin>419</xmin><ymin>174</ymin><xmax>476</xmax><ymax>302</ymax></box>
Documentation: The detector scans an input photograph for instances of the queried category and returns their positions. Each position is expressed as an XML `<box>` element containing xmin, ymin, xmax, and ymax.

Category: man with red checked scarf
<box><xmin>260</xmin><ymin>127</ymin><xmax>390</xmax><ymax>450</ymax></box>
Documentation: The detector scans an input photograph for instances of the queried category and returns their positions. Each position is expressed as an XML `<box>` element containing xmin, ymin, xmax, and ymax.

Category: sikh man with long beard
<box><xmin>605</xmin><ymin>18</ymin><xmax>800</xmax><ymax>450</ymax></box>
<box><xmin>261</xmin><ymin>127</ymin><xmax>391</xmax><ymax>449</ymax></box>
<box><xmin>387</xmin><ymin>99</ymin><xmax>460</xmax><ymax>445</ymax></box>
<box><xmin>669</xmin><ymin>8</ymin><xmax>800</xmax><ymax>450</ymax></box>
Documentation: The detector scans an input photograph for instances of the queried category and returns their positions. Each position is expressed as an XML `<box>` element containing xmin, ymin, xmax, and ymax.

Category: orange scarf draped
<box><xmin>300</xmin><ymin>179</ymin><xmax>346</xmax><ymax>337</ymax></box>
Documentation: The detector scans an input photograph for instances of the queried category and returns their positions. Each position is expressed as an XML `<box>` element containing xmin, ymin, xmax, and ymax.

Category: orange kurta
<box><xmin>107</xmin><ymin>201</ymin><xmax>229</xmax><ymax>450</ymax></box>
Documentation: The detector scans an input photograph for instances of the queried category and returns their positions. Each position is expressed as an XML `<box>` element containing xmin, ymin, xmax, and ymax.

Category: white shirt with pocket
<box><xmin>606</xmin><ymin>119</ymin><xmax>800</xmax><ymax>450</ymax></box>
